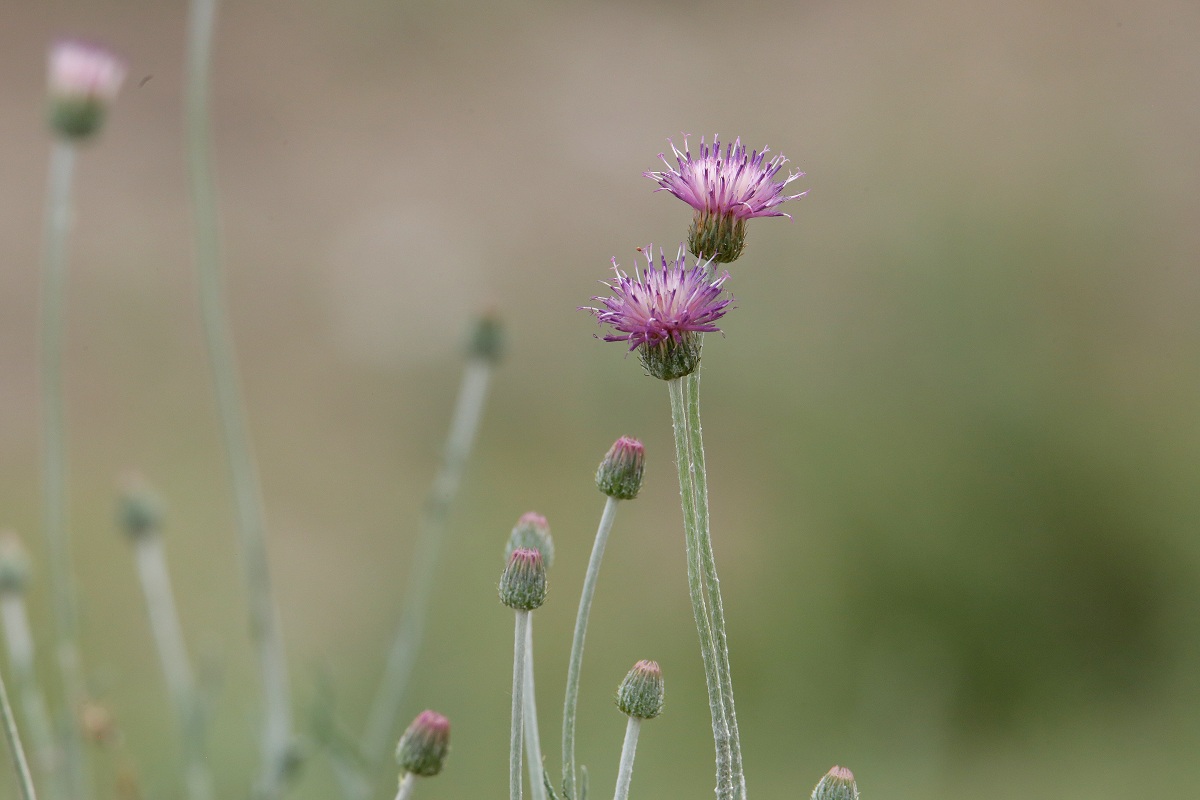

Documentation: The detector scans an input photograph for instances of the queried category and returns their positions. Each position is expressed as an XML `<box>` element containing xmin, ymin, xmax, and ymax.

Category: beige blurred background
<box><xmin>2</xmin><ymin>0</ymin><xmax>1200</xmax><ymax>798</ymax></box>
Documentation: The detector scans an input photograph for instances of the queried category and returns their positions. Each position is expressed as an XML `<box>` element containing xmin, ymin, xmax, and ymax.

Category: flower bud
<box><xmin>499</xmin><ymin>548</ymin><xmax>547</xmax><ymax>611</ymax></box>
<box><xmin>0</xmin><ymin>531</ymin><xmax>31</xmax><ymax>595</ymax></box>
<box><xmin>596</xmin><ymin>436</ymin><xmax>645</xmax><ymax>500</ymax></box>
<box><xmin>395</xmin><ymin>710</ymin><xmax>450</xmax><ymax>777</ymax></box>
<box><xmin>47</xmin><ymin>39</ymin><xmax>127</xmax><ymax>140</ymax></box>
<box><xmin>615</xmin><ymin>660</ymin><xmax>664</xmax><ymax>720</ymax></box>
<box><xmin>505</xmin><ymin>512</ymin><xmax>554</xmax><ymax>569</ymax></box>
<box><xmin>467</xmin><ymin>311</ymin><xmax>504</xmax><ymax>363</ymax></box>
<box><xmin>117</xmin><ymin>474</ymin><xmax>165</xmax><ymax>541</ymax></box>
<box><xmin>811</xmin><ymin>766</ymin><xmax>860</xmax><ymax>800</ymax></box>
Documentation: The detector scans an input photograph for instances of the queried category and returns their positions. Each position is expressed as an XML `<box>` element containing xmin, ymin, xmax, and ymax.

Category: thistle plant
<box><xmin>561</xmin><ymin>436</ymin><xmax>645</xmax><ymax>800</ymax></box>
<box><xmin>117</xmin><ymin>478</ymin><xmax>213</xmax><ymax>800</ymax></box>
<box><xmin>40</xmin><ymin>38</ymin><xmax>126</xmax><ymax>800</ymax></box>
<box><xmin>394</xmin><ymin>710</ymin><xmax>450</xmax><ymax>800</ymax></box>
<box><xmin>611</xmin><ymin>660</ymin><xmax>664</xmax><ymax>800</ymax></box>
<box><xmin>810</xmin><ymin>766</ymin><xmax>861</xmax><ymax>800</ymax></box>
<box><xmin>500</xmin><ymin>549</ymin><xmax>548</xmax><ymax>800</ymax></box>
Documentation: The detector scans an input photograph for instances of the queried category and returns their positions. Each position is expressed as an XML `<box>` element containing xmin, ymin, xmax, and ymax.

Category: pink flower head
<box><xmin>645</xmin><ymin>134</ymin><xmax>805</xmax><ymax>222</ymax></box>
<box><xmin>584</xmin><ymin>246</ymin><xmax>732</xmax><ymax>352</ymax></box>
<box><xmin>48</xmin><ymin>39</ymin><xmax>127</xmax><ymax>103</ymax></box>
<box><xmin>47</xmin><ymin>39</ymin><xmax>127</xmax><ymax>139</ymax></box>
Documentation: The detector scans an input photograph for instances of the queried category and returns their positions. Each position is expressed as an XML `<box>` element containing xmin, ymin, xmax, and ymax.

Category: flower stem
<box><xmin>0</xmin><ymin>666</ymin><xmax>38</xmax><ymax>800</ymax></box>
<box><xmin>132</xmin><ymin>536</ymin><xmax>213</xmax><ymax>800</ymax></box>
<box><xmin>394</xmin><ymin>773</ymin><xmax>415</xmax><ymax>800</ymax></box>
<box><xmin>185</xmin><ymin>0</ymin><xmax>292</xmax><ymax>795</ymax></box>
<box><xmin>523</xmin><ymin>617</ymin><xmax>547</xmax><ymax>800</ymax></box>
<box><xmin>39</xmin><ymin>136</ymin><xmax>92</xmax><ymax>800</ymax></box>
<box><xmin>363</xmin><ymin>357</ymin><xmax>494</xmax><ymax>763</ymax></box>
<box><xmin>684</xmin><ymin>369</ymin><xmax>745</xmax><ymax>798</ymax></box>
<box><xmin>511</xmin><ymin>611</ymin><xmax>530</xmax><ymax>800</ymax></box>
<box><xmin>611</xmin><ymin>716</ymin><xmax>641</xmax><ymax>800</ymax></box>
<box><xmin>667</xmin><ymin>378</ymin><xmax>733</xmax><ymax>800</ymax></box>
<box><xmin>1</xmin><ymin>593</ymin><xmax>60</xmax><ymax>799</ymax></box>
<box><xmin>561</xmin><ymin>495</ymin><xmax>619</xmax><ymax>799</ymax></box>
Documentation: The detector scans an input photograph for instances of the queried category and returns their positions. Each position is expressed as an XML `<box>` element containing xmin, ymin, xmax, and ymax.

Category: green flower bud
<box><xmin>596</xmin><ymin>436</ymin><xmax>645</xmax><ymax>500</ymax></box>
<box><xmin>117</xmin><ymin>474</ymin><xmax>165</xmax><ymax>541</ymax></box>
<box><xmin>395</xmin><ymin>710</ymin><xmax>450</xmax><ymax>777</ymax></box>
<box><xmin>499</xmin><ymin>548</ymin><xmax>547</xmax><ymax>611</ymax></box>
<box><xmin>811</xmin><ymin>766</ymin><xmax>860</xmax><ymax>800</ymax></box>
<box><xmin>615</xmin><ymin>660</ymin><xmax>664</xmax><ymax>720</ymax></box>
<box><xmin>0</xmin><ymin>532</ymin><xmax>31</xmax><ymax>595</ymax></box>
<box><xmin>467</xmin><ymin>311</ymin><xmax>504</xmax><ymax>363</ymax></box>
<box><xmin>505</xmin><ymin>512</ymin><xmax>554</xmax><ymax>569</ymax></box>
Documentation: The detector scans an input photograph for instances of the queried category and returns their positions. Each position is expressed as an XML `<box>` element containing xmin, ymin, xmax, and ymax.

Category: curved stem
<box><xmin>1</xmin><ymin>593</ymin><xmax>60</xmax><ymax>800</ymax></box>
<box><xmin>684</xmin><ymin>370</ymin><xmax>744</xmax><ymax>798</ymax></box>
<box><xmin>667</xmin><ymin>378</ymin><xmax>732</xmax><ymax>800</ymax></box>
<box><xmin>510</xmin><ymin>612</ymin><xmax>530</xmax><ymax>800</ymax></box>
<box><xmin>0</xmin><ymin>667</ymin><xmax>38</xmax><ymax>800</ymax></box>
<box><xmin>523</xmin><ymin>617</ymin><xmax>547</xmax><ymax>800</ymax></box>
<box><xmin>611</xmin><ymin>717</ymin><xmax>640</xmax><ymax>800</ymax></box>
<box><xmin>560</xmin><ymin>496</ymin><xmax>619</xmax><ymax>799</ymax></box>
<box><xmin>132</xmin><ymin>537</ymin><xmax>213</xmax><ymax>800</ymax></box>
<box><xmin>363</xmin><ymin>359</ymin><xmax>494</xmax><ymax>763</ymax></box>
<box><xmin>185</xmin><ymin>1</ymin><xmax>291</xmax><ymax>795</ymax></box>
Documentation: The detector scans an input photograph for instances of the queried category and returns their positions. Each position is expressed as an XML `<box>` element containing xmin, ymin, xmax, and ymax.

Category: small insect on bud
<box><xmin>615</xmin><ymin>660</ymin><xmax>664</xmax><ymax>720</ymax></box>
<box><xmin>395</xmin><ymin>710</ymin><xmax>451</xmax><ymax>777</ymax></box>
<box><xmin>0</xmin><ymin>531</ymin><xmax>31</xmax><ymax>596</ymax></box>
<box><xmin>499</xmin><ymin>548</ymin><xmax>547</xmax><ymax>611</ymax></box>
<box><xmin>47</xmin><ymin>39</ymin><xmax>127</xmax><ymax>140</ymax></box>
<box><xmin>811</xmin><ymin>765</ymin><xmax>860</xmax><ymax>800</ymax></box>
<box><xmin>117</xmin><ymin>474</ymin><xmax>165</xmax><ymax>541</ymax></box>
<box><xmin>596</xmin><ymin>436</ymin><xmax>646</xmax><ymax>500</ymax></box>
<box><xmin>467</xmin><ymin>310</ymin><xmax>504</xmax><ymax>363</ymax></box>
<box><xmin>505</xmin><ymin>512</ymin><xmax>554</xmax><ymax>569</ymax></box>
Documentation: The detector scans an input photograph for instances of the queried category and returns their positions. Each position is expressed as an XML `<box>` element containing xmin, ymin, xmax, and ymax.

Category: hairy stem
<box><xmin>132</xmin><ymin>537</ymin><xmax>213</xmax><ymax>800</ymax></box>
<box><xmin>611</xmin><ymin>717</ymin><xmax>641</xmax><ymax>800</ymax></box>
<box><xmin>524</xmin><ymin>618</ymin><xmax>547</xmax><ymax>800</ymax></box>
<box><xmin>560</xmin><ymin>495</ymin><xmax>619</xmax><ymax>799</ymax></box>
<box><xmin>667</xmin><ymin>378</ymin><xmax>732</xmax><ymax>800</ymax></box>
<box><xmin>510</xmin><ymin>611</ymin><xmax>530</xmax><ymax>800</ymax></box>
<box><xmin>684</xmin><ymin>369</ymin><xmax>744</xmax><ymax>798</ymax></box>
<box><xmin>185</xmin><ymin>0</ymin><xmax>292</xmax><ymax>794</ymax></box>
<box><xmin>0</xmin><ymin>666</ymin><xmax>38</xmax><ymax>800</ymax></box>
<box><xmin>363</xmin><ymin>357</ymin><xmax>494</xmax><ymax>762</ymax></box>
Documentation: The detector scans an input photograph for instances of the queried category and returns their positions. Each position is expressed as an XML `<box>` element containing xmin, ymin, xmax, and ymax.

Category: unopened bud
<box><xmin>615</xmin><ymin>660</ymin><xmax>664</xmax><ymax>720</ymax></box>
<box><xmin>499</xmin><ymin>548</ymin><xmax>547</xmax><ymax>611</ymax></box>
<box><xmin>811</xmin><ymin>766</ymin><xmax>860</xmax><ymax>800</ymax></box>
<box><xmin>395</xmin><ymin>710</ymin><xmax>450</xmax><ymax>777</ymax></box>
<box><xmin>467</xmin><ymin>311</ymin><xmax>504</xmax><ymax>363</ymax></box>
<box><xmin>596</xmin><ymin>436</ymin><xmax>645</xmax><ymax>500</ymax></box>
<box><xmin>47</xmin><ymin>39</ymin><xmax>126</xmax><ymax>140</ymax></box>
<box><xmin>0</xmin><ymin>532</ymin><xmax>31</xmax><ymax>595</ymax></box>
<box><xmin>505</xmin><ymin>512</ymin><xmax>554</xmax><ymax>568</ymax></box>
<box><xmin>117</xmin><ymin>474</ymin><xmax>164</xmax><ymax>541</ymax></box>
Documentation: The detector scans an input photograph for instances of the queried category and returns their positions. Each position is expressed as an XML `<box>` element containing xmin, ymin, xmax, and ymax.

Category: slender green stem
<box><xmin>39</xmin><ymin>136</ymin><xmax>92</xmax><ymax>800</ymax></box>
<box><xmin>684</xmin><ymin>370</ymin><xmax>744</xmax><ymax>798</ymax></box>
<box><xmin>394</xmin><ymin>773</ymin><xmax>415</xmax><ymax>800</ymax></box>
<box><xmin>667</xmin><ymin>378</ymin><xmax>733</xmax><ymax>800</ymax></box>
<box><xmin>1</xmin><ymin>666</ymin><xmax>38</xmax><ymax>800</ymax></box>
<box><xmin>523</xmin><ymin>617</ymin><xmax>547</xmax><ymax>800</ymax></box>
<box><xmin>185</xmin><ymin>1</ymin><xmax>292</xmax><ymax>795</ymax></box>
<box><xmin>0</xmin><ymin>595</ymin><xmax>60</xmax><ymax>796</ymax></box>
<box><xmin>132</xmin><ymin>536</ymin><xmax>213</xmax><ymax>800</ymax></box>
<box><xmin>561</xmin><ymin>496</ymin><xmax>619</xmax><ymax>799</ymax></box>
<box><xmin>611</xmin><ymin>717</ymin><xmax>641</xmax><ymax>800</ymax></box>
<box><xmin>363</xmin><ymin>358</ymin><xmax>494</xmax><ymax>762</ymax></box>
<box><xmin>511</xmin><ymin>611</ymin><xmax>530</xmax><ymax>800</ymax></box>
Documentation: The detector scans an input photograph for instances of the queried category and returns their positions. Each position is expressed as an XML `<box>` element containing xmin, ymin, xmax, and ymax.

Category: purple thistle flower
<box><xmin>645</xmin><ymin>134</ymin><xmax>806</xmax><ymax>262</ymax></box>
<box><xmin>582</xmin><ymin>246</ymin><xmax>732</xmax><ymax>380</ymax></box>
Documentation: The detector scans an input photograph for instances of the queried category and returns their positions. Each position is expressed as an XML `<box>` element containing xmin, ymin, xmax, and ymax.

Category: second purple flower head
<box><xmin>583</xmin><ymin>246</ymin><xmax>733</xmax><ymax>381</ymax></box>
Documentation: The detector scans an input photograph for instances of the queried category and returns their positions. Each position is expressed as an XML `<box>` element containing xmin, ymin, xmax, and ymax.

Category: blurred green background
<box><xmin>2</xmin><ymin>1</ymin><xmax>1199</xmax><ymax>798</ymax></box>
